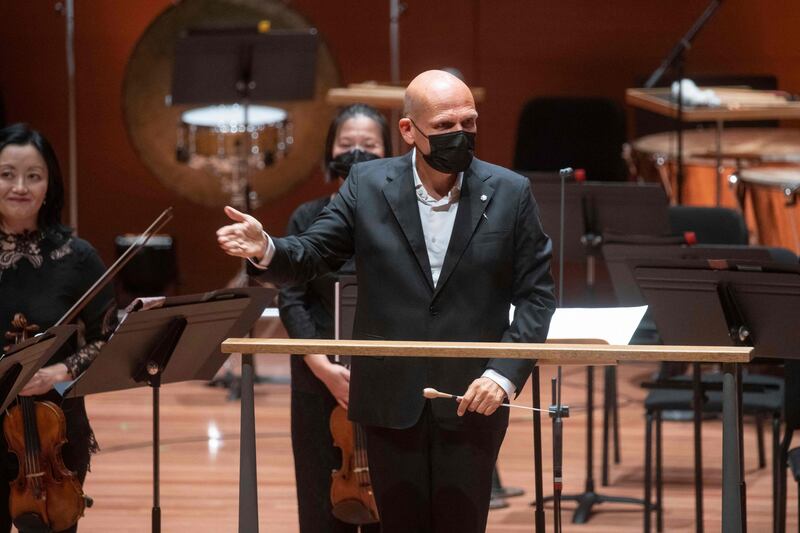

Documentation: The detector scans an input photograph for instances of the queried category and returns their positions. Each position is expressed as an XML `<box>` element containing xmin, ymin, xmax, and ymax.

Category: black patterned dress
<box><xmin>0</xmin><ymin>226</ymin><xmax>116</xmax><ymax>533</ymax></box>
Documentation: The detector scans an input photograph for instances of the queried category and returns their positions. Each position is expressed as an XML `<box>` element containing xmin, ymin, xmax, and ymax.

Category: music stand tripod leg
<box><xmin>135</xmin><ymin>316</ymin><xmax>187</xmax><ymax>533</ymax></box>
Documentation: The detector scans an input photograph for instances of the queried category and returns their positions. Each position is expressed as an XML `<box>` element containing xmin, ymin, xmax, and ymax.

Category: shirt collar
<box><xmin>411</xmin><ymin>148</ymin><xmax>463</xmax><ymax>206</ymax></box>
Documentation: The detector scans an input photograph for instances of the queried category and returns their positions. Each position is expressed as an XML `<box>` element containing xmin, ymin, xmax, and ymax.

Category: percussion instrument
<box><xmin>629</xmin><ymin>128</ymin><xmax>800</xmax><ymax>208</ymax></box>
<box><xmin>122</xmin><ymin>0</ymin><xmax>340</xmax><ymax>208</ymax></box>
<box><xmin>177</xmin><ymin>104</ymin><xmax>291</xmax><ymax>173</ymax></box>
<box><xmin>735</xmin><ymin>167</ymin><xmax>800</xmax><ymax>253</ymax></box>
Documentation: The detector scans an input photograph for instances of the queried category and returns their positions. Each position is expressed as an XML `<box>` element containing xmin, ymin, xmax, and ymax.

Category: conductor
<box><xmin>217</xmin><ymin>70</ymin><xmax>556</xmax><ymax>532</ymax></box>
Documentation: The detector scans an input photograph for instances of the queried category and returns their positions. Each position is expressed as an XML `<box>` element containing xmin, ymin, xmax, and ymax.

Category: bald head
<box><xmin>398</xmin><ymin>70</ymin><xmax>478</xmax><ymax>160</ymax></box>
<box><xmin>403</xmin><ymin>70</ymin><xmax>475</xmax><ymax>119</ymax></box>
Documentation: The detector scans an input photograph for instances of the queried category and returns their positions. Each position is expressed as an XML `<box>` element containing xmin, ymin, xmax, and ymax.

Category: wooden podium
<box><xmin>222</xmin><ymin>338</ymin><xmax>752</xmax><ymax>533</ymax></box>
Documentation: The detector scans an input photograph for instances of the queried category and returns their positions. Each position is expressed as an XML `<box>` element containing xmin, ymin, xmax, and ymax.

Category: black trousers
<box><xmin>291</xmin><ymin>390</ymin><xmax>380</xmax><ymax>533</ymax></box>
<box><xmin>364</xmin><ymin>403</ymin><xmax>506</xmax><ymax>533</ymax></box>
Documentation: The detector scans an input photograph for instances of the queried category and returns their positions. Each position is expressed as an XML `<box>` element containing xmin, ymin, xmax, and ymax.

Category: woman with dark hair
<box><xmin>279</xmin><ymin>104</ymin><xmax>390</xmax><ymax>533</ymax></box>
<box><xmin>0</xmin><ymin>123</ymin><xmax>115</xmax><ymax>533</ymax></box>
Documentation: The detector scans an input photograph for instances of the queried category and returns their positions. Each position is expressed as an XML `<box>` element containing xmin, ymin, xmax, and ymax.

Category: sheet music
<box><xmin>510</xmin><ymin>305</ymin><xmax>648</xmax><ymax>346</ymax></box>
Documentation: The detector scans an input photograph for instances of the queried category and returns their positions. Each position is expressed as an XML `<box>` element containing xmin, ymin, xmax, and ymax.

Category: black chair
<box><xmin>642</xmin><ymin>207</ymin><xmax>796</xmax><ymax>531</ymax></box>
<box><xmin>787</xmin><ymin>449</ymin><xmax>800</xmax><ymax>531</ymax></box>
<box><xmin>644</xmin><ymin>373</ymin><xmax>783</xmax><ymax>532</ymax></box>
<box><xmin>114</xmin><ymin>234</ymin><xmax>178</xmax><ymax>308</ymax></box>
<box><xmin>668</xmin><ymin>205</ymin><xmax>749</xmax><ymax>246</ymax></box>
<box><xmin>513</xmin><ymin>97</ymin><xmax>628</xmax><ymax>181</ymax></box>
<box><xmin>777</xmin><ymin>360</ymin><xmax>800</xmax><ymax>533</ymax></box>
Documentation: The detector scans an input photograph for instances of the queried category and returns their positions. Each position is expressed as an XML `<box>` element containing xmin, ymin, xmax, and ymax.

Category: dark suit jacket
<box><xmin>251</xmin><ymin>152</ymin><xmax>556</xmax><ymax>431</ymax></box>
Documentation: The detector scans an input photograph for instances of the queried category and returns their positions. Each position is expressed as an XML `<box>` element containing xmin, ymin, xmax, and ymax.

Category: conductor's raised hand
<box><xmin>217</xmin><ymin>206</ymin><xmax>268</xmax><ymax>259</ymax></box>
<box><xmin>457</xmin><ymin>377</ymin><xmax>506</xmax><ymax>417</ymax></box>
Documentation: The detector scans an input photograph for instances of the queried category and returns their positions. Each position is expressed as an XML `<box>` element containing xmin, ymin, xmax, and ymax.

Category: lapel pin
<box><xmin>480</xmin><ymin>194</ymin><xmax>487</xmax><ymax>202</ymax></box>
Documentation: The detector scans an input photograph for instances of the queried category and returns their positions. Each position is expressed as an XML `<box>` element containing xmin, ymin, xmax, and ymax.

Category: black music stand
<box><xmin>172</xmin><ymin>28</ymin><xmax>318</xmax><ymax>106</ymax></box>
<box><xmin>529</xmin><ymin>181</ymin><xmax>670</xmax><ymax>525</ymax></box>
<box><xmin>604</xmin><ymin>241</ymin><xmax>786</xmax><ymax>530</ymax></box>
<box><xmin>633</xmin><ymin>259</ymin><xmax>800</xmax><ymax>533</ymax></box>
<box><xmin>0</xmin><ymin>325</ymin><xmax>78</xmax><ymax>412</ymax></box>
<box><xmin>171</xmin><ymin>27</ymin><xmax>318</xmax><ymax>210</ymax></box>
<box><xmin>67</xmin><ymin>288</ymin><xmax>272</xmax><ymax>533</ymax></box>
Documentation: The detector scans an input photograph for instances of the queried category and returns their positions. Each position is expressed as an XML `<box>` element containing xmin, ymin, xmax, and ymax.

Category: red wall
<box><xmin>1</xmin><ymin>0</ymin><xmax>798</xmax><ymax>293</ymax></box>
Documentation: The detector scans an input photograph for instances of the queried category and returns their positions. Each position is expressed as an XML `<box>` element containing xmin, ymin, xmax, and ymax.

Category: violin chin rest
<box><xmin>12</xmin><ymin>512</ymin><xmax>51</xmax><ymax>533</ymax></box>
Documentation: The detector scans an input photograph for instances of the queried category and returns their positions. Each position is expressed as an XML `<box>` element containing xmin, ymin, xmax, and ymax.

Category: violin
<box><xmin>329</xmin><ymin>405</ymin><xmax>379</xmax><ymax>525</ymax></box>
<box><xmin>2</xmin><ymin>208</ymin><xmax>174</xmax><ymax>532</ymax></box>
<box><xmin>3</xmin><ymin>313</ymin><xmax>87</xmax><ymax>532</ymax></box>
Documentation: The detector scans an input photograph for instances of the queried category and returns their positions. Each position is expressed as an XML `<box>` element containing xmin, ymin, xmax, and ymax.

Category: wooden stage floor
<box><xmin>74</xmin><ymin>359</ymin><xmax>797</xmax><ymax>532</ymax></box>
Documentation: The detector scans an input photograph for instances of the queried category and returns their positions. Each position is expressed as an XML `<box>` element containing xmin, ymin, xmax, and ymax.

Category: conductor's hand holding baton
<box><xmin>217</xmin><ymin>206</ymin><xmax>268</xmax><ymax>260</ymax></box>
<box><xmin>456</xmin><ymin>377</ymin><xmax>507</xmax><ymax>417</ymax></box>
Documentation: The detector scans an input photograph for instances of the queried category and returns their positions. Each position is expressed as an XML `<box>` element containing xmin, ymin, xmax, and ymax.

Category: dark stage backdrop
<box><xmin>1</xmin><ymin>0</ymin><xmax>798</xmax><ymax>294</ymax></box>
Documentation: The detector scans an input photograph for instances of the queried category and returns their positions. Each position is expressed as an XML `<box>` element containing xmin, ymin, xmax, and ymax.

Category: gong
<box><xmin>122</xmin><ymin>0</ymin><xmax>339</xmax><ymax>207</ymax></box>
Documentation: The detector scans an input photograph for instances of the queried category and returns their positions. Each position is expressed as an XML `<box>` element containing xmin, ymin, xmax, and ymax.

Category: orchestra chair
<box><xmin>668</xmin><ymin>205</ymin><xmax>749</xmax><ymax>246</ymax></box>
<box><xmin>114</xmin><ymin>234</ymin><xmax>178</xmax><ymax>308</ymax></box>
<box><xmin>512</xmin><ymin>96</ymin><xmax>628</xmax><ymax>181</ymax></box>
<box><xmin>643</xmin><ymin>373</ymin><xmax>783</xmax><ymax>532</ymax></box>
<box><xmin>777</xmin><ymin>360</ymin><xmax>800</xmax><ymax>533</ymax></box>
<box><xmin>644</xmin><ymin>207</ymin><xmax>793</xmax><ymax>531</ymax></box>
<box><xmin>786</xmin><ymin>448</ymin><xmax>800</xmax><ymax>531</ymax></box>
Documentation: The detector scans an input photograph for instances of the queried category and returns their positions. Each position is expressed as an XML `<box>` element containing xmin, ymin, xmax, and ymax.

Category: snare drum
<box><xmin>736</xmin><ymin>167</ymin><xmax>800</xmax><ymax>253</ymax></box>
<box><xmin>177</xmin><ymin>104</ymin><xmax>291</xmax><ymax>173</ymax></box>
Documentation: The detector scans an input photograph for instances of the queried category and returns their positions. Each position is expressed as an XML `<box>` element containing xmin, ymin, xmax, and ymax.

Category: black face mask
<box><xmin>411</xmin><ymin>120</ymin><xmax>476</xmax><ymax>174</ymax></box>
<box><xmin>328</xmin><ymin>149</ymin><xmax>380</xmax><ymax>180</ymax></box>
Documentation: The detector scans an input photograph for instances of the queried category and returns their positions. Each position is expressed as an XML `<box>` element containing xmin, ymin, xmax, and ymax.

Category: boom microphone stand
<box><xmin>644</xmin><ymin>0</ymin><xmax>723</xmax><ymax>204</ymax></box>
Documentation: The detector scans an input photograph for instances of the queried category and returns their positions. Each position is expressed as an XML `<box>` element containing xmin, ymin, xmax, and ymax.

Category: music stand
<box><xmin>604</xmin><ymin>241</ymin><xmax>786</xmax><ymax>530</ymax></box>
<box><xmin>529</xmin><ymin>181</ymin><xmax>670</xmax><ymax>524</ymax></box>
<box><xmin>633</xmin><ymin>259</ymin><xmax>800</xmax><ymax>533</ymax></box>
<box><xmin>172</xmin><ymin>28</ymin><xmax>318</xmax><ymax>106</ymax></box>
<box><xmin>67</xmin><ymin>288</ymin><xmax>273</xmax><ymax>533</ymax></box>
<box><xmin>171</xmin><ymin>27</ymin><xmax>318</xmax><ymax>211</ymax></box>
<box><xmin>0</xmin><ymin>325</ymin><xmax>78</xmax><ymax>412</ymax></box>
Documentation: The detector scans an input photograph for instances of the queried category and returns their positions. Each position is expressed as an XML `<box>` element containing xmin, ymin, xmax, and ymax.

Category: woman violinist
<box><xmin>278</xmin><ymin>104</ymin><xmax>390</xmax><ymax>533</ymax></box>
<box><xmin>0</xmin><ymin>124</ymin><xmax>115</xmax><ymax>533</ymax></box>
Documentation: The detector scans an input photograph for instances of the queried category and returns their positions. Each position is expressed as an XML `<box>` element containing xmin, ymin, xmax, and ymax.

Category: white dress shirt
<box><xmin>252</xmin><ymin>149</ymin><xmax>516</xmax><ymax>398</ymax></box>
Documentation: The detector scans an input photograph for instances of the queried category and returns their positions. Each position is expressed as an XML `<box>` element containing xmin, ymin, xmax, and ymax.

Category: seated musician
<box><xmin>278</xmin><ymin>104</ymin><xmax>390</xmax><ymax>533</ymax></box>
<box><xmin>0</xmin><ymin>124</ymin><xmax>116</xmax><ymax>533</ymax></box>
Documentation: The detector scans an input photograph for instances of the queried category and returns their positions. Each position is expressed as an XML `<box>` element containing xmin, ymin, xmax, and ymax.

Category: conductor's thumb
<box><xmin>224</xmin><ymin>205</ymin><xmax>247</xmax><ymax>223</ymax></box>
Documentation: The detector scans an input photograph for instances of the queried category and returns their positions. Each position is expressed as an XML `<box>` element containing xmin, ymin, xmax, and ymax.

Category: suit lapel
<box><xmin>433</xmin><ymin>162</ymin><xmax>495</xmax><ymax>298</ymax></box>
<box><xmin>382</xmin><ymin>154</ymin><xmax>435</xmax><ymax>291</ymax></box>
